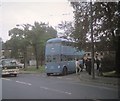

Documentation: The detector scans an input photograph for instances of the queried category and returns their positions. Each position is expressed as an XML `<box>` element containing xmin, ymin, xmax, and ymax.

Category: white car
<box><xmin>0</xmin><ymin>59</ymin><xmax>19</xmax><ymax>76</ymax></box>
<box><xmin>16</xmin><ymin>61</ymin><xmax>24</xmax><ymax>69</ymax></box>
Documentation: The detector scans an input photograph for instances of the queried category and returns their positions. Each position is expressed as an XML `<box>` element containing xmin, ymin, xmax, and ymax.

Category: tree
<box><xmin>57</xmin><ymin>21</ymin><xmax>74</xmax><ymax>40</ymax></box>
<box><xmin>8</xmin><ymin>28</ymin><xmax>24</xmax><ymax>59</ymax></box>
<box><xmin>7</xmin><ymin>22</ymin><xmax>57</xmax><ymax>69</ymax></box>
<box><xmin>27</xmin><ymin>22</ymin><xmax>57</xmax><ymax>69</ymax></box>
<box><xmin>93</xmin><ymin>2</ymin><xmax>119</xmax><ymax>51</ymax></box>
<box><xmin>70</xmin><ymin>2</ymin><xmax>119</xmax><ymax>51</ymax></box>
<box><xmin>70</xmin><ymin>2</ymin><xmax>119</xmax><ymax>73</ymax></box>
<box><xmin>8</xmin><ymin>24</ymin><xmax>31</xmax><ymax>69</ymax></box>
<box><xmin>70</xmin><ymin>2</ymin><xmax>90</xmax><ymax>50</ymax></box>
<box><xmin>115</xmin><ymin>1</ymin><xmax>120</xmax><ymax>74</ymax></box>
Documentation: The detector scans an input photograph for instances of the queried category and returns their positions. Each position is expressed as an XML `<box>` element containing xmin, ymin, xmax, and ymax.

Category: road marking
<box><xmin>2</xmin><ymin>78</ymin><xmax>32</xmax><ymax>86</ymax></box>
<box><xmin>2</xmin><ymin>78</ymin><xmax>11</xmax><ymax>81</ymax></box>
<box><xmin>16</xmin><ymin>81</ymin><xmax>32</xmax><ymax>86</ymax></box>
<box><xmin>57</xmin><ymin>77</ymin><xmax>62</xmax><ymax>79</ymax></box>
<box><xmin>40</xmin><ymin>86</ymin><xmax>49</xmax><ymax>90</ymax></box>
<box><xmin>40</xmin><ymin>86</ymin><xmax>72</xmax><ymax>95</ymax></box>
<box><xmin>64</xmin><ymin>91</ymin><xmax>72</xmax><ymax>95</ymax></box>
<box><xmin>66</xmin><ymin>78</ymin><xmax>72</xmax><ymax>80</ymax></box>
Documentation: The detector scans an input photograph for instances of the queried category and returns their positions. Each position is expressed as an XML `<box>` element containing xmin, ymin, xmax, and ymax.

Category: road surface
<box><xmin>2</xmin><ymin>73</ymin><xmax>118</xmax><ymax>99</ymax></box>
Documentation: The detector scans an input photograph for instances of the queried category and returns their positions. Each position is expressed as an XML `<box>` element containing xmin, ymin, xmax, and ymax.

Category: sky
<box><xmin>0</xmin><ymin>0</ymin><xmax>74</xmax><ymax>42</ymax></box>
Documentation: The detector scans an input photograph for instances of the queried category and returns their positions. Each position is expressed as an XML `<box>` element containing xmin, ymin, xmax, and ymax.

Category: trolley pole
<box><xmin>90</xmin><ymin>1</ymin><xmax>95</xmax><ymax>79</ymax></box>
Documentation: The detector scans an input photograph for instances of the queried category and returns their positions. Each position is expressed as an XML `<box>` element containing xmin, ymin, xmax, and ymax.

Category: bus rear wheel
<box><xmin>14</xmin><ymin>74</ymin><xmax>18</xmax><ymax>77</ymax></box>
<box><xmin>47</xmin><ymin>73</ymin><xmax>51</xmax><ymax>76</ymax></box>
<box><xmin>62</xmin><ymin>67</ymin><xmax>68</xmax><ymax>76</ymax></box>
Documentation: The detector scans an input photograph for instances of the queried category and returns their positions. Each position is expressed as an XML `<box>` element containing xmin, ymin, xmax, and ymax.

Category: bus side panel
<box><xmin>59</xmin><ymin>61</ymin><xmax>76</xmax><ymax>73</ymax></box>
<box><xmin>67</xmin><ymin>61</ymin><xmax>76</xmax><ymax>73</ymax></box>
<box><xmin>45</xmin><ymin>61</ymin><xmax>76</xmax><ymax>74</ymax></box>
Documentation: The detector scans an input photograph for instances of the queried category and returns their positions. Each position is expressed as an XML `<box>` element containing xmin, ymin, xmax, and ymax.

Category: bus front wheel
<box><xmin>62</xmin><ymin>67</ymin><xmax>68</xmax><ymax>76</ymax></box>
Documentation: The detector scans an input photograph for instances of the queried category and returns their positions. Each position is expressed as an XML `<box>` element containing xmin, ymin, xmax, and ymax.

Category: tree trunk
<box><xmin>35</xmin><ymin>44</ymin><xmax>39</xmax><ymax>69</ymax></box>
<box><xmin>23</xmin><ymin>48</ymin><xmax>27</xmax><ymax>69</ymax></box>
<box><xmin>115</xmin><ymin>36</ymin><xmax>120</xmax><ymax>74</ymax></box>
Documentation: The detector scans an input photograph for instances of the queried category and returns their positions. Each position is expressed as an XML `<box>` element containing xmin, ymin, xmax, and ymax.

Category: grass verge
<box><xmin>21</xmin><ymin>66</ymin><xmax>45</xmax><ymax>73</ymax></box>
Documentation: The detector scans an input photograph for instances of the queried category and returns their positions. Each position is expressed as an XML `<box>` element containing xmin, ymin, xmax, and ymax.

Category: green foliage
<box><xmin>70</xmin><ymin>2</ymin><xmax>119</xmax><ymax>51</ymax></box>
<box><xmin>5</xmin><ymin>21</ymin><xmax>57</xmax><ymax>69</ymax></box>
<box><xmin>27</xmin><ymin>22</ymin><xmax>57</xmax><ymax>69</ymax></box>
<box><xmin>70</xmin><ymin>2</ymin><xmax>119</xmax><ymax>73</ymax></box>
<box><xmin>70</xmin><ymin>2</ymin><xmax>90</xmax><ymax>50</ymax></box>
<box><xmin>24</xmin><ymin>66</ymin><xmax>45</xmax><ymax>73</ymax></box>
<box><xmin>7</xmin><ymin>28</ymin><xmax>25</xmax><ymax>58</ymax></box>
<box><xmin>101</xmin><ymin>53</ymin><xmax>116</xmax><ymax>72</ymax></box>
<box><xmin>57</xmin><ymin>21</ymin><xmax>74</xmax><ymax>40</ymax></box>
<box><xmin>93</xmin><ymin>2</ymin><xmax>119</xmax><ymax>51</ymax></box>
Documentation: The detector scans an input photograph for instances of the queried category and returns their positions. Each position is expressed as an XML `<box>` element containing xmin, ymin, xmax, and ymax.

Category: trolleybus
<box><xmin>45</xmin><ymin>38</ymin><xmax>84</xmax><ymax>76</ymax></box>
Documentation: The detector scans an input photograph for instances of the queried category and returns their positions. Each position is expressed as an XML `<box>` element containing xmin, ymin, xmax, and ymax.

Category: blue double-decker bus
<box><xmin>45</xmin><ymin>38</ymin><xmax>84</xmax><ymax>76</ymax></box>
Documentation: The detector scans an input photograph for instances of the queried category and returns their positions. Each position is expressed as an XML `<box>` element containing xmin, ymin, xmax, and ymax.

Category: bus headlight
<box><xmin>58</xmin><ymin>66</ymin><xmax>60</xmax><ymax>69</ymax></box>
<box><xmin>45</xmin><ymin>66</ymin><xmax>47</xmax><ymax>69</ymax></box>
<box><xmin>16</xmin><ymin>67</ymin><xmax>19</xmax><ymax>69</ymax></box>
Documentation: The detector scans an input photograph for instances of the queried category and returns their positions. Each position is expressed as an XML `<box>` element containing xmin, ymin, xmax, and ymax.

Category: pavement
<box><xmin>79</xmin><ymin>71</ymin><xmax>119</xmax><ymax>88</ymax></box>
<box><xmin>19</xmin><ymin>69</ymin><xmax>120</xmax><ymax>88</ymax></box>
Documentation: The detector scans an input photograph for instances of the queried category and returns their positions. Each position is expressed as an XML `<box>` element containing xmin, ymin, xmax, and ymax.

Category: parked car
<box><xmin>0</xmin><ymin>59</ymin><xmax>19</xmax><ymax>76</ymax></box>
<box><xmin>16</xmin><ymin>61</ymin><xmax>24</xmax><ymax>69</ymax></box>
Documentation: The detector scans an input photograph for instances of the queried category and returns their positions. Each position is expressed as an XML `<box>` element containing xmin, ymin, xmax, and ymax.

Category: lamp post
<box><xmin>90</xmin><ymin>1</ymin><xmax>95</xmax><ymax>79</ymax></box>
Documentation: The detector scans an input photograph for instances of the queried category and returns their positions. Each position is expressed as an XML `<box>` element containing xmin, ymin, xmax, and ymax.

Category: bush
<box><xmin>101</xmin><ymin>53</ymin><xmax>116</xmax><ymax>72</ymax></box>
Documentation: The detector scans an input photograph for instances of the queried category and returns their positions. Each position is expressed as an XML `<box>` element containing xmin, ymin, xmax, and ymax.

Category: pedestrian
<box><xmin>95</xmin><ymin>56</ymin><xmax>100</xmax><ymax>70</ymax></box>
<box><xmin>98</xmin><ymin>58</ymin><xmax>103</xmax><ymax>76</ymax></box>
<box><xmin>87</xmin><ymin>58</ymin><xmax>92</xmax><ymax>75</ymax></box>
<box><xmin>95</xmin><ymin>56</ymin><xmax>103</xmax><ymax>76</ymax></box>
<box><xmin>75</xmin><ymin>58</ymin><xmax>81</xmax><ymax>75</ymax></box>
<box><xmin>84</xmin><ymin>58</ymin><xmax>88</xmax><ymax>72</ymax></box>
<box><xmin>79</xmin><ymin>58</ymin><xmax>84</xmax><ymax>72</ymax></box>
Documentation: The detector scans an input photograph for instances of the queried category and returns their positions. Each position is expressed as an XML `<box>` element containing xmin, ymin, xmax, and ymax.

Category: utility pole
<box><xmin>90</xmin><ymin>1</ymin><xmax>95</xmax><ymax>79</ymax></box>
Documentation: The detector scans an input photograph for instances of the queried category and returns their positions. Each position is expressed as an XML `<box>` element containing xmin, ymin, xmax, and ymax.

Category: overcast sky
<box><xmin>0</xmin><ymin>0</ymin><xmax>74</xmax><ymax>42</ymax></box>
